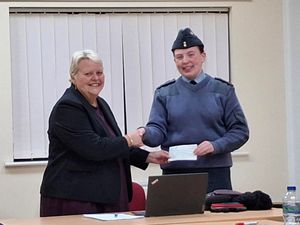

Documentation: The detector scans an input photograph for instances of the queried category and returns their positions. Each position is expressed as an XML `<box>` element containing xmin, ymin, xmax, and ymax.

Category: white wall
<box><xmin>0</xmin><ymin>0</ymin><xmax>293</xmax><ymax>219</ymax></box>
<box><xmin>284</xmin><ymin>0</ymin><xmax>300</xmax><ymax>190</ymax></box>
<box><xmin>229</xmin><ymin>0</ymin><xmax>287</xmax><ymax>196</ymax></box>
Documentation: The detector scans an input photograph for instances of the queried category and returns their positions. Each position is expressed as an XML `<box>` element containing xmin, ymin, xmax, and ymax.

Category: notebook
<box><xmin>144</xmin><ymin>173</ymin><xmax>208</xmax><ymax>217</ymax></box>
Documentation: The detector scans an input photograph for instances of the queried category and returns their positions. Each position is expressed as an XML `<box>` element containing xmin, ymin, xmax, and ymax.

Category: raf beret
<box><xmin>171</xmin><ymin>28</ymin><xmax>204</xmax><ymax>52</ymax></box>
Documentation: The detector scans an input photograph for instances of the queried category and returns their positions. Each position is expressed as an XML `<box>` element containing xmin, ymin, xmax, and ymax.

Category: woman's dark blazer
<box><xmin>40</xmin><ymin>85</ymin><xmax>149</xmax><ymax>204</ymax></box>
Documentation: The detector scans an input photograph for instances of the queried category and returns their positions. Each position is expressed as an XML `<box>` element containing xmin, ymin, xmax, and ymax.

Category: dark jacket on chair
<box><xmin>40</xmin><ymin>85</ymin><xmax>149</xmax><ymax>204</ymax></box>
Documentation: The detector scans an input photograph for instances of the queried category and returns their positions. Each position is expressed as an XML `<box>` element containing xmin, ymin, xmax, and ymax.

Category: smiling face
<box><xmin>72</xmin><ymin>59</ymin><xmax>105</xmax><ymax>106</ymax></box>
<box><xmin>173</xmin><ymin>46</ymin><xmax>206</xmax><ymax>80</ymax></box>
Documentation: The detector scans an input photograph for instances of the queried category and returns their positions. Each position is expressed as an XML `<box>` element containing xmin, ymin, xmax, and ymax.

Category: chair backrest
<box><xmin>128</xmin><ymin>182</ymin><xmax>146</xmax><ymax>211</ymax></box>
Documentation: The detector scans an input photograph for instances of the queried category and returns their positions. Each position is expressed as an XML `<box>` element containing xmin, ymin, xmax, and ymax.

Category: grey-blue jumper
<box><xmin>143</xmin><ymin>74</ymin><xmax>249</xmax><ymax>170</ymax></box>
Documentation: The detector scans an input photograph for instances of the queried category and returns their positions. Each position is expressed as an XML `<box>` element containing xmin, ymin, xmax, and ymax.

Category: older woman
<box><xmin>40</xmin><ymin>50</ymin><xmax>169</xmax><ymax>217</ymax></box>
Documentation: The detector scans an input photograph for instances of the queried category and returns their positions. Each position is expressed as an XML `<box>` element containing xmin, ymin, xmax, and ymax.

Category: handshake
<box><xmin>124</xmin><ymin>127</ymin><xmax>169</xmax><ymax>165</ymax></box>
<box><xmin>124</xmin><ymin>127</ymin><xmax>146</xmax><ymax>148</ymax></box>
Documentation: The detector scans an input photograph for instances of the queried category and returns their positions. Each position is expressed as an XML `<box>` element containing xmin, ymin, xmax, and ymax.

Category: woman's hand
<box><xmin>146</xmin><ymin>150</ymin><xmax>169</xmax><ymax>164</ymax></box>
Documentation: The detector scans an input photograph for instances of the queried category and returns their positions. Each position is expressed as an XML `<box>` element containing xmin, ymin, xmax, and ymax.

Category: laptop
<box><xmin>144</xmin><ymin>173</ymin><xmax>208</xmax><ymax>217</ymax></box>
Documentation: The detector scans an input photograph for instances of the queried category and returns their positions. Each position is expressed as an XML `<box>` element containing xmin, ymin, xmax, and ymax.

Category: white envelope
<box><xmin>168</xmin><ymin>144</ymin><xmax>197</xmax><ymax>161</ymax></box>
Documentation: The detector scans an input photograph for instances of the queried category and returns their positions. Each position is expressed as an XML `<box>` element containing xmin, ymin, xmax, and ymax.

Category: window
<box><xmin>9</xmin><ymin>8</ymin><xmax>230</xmax><ymax>160</ymax></box>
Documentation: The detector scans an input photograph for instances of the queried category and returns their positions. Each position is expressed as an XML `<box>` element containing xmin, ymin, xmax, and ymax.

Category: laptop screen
<box><xmin>145</xmin><ymin>173</ymin><xmax>208</xmax><ymax>217</ymax></box>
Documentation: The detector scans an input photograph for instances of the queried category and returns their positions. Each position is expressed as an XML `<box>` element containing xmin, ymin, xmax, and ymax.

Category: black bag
<box><xmin>232</xmin><ymin>190</ymin><xmax>273</xmax><ymax>210</ymax></box>
<box><xmin>206</xmin><ymin>189</ymin><xmax>273</xmax><ymax>211</ymax></box>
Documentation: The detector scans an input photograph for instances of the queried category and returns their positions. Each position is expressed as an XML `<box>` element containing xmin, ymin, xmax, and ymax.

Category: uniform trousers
<box><xmin>162</xmin><ymin>167</ymin><xmax>232</xmax><ymax>193</ymax></box>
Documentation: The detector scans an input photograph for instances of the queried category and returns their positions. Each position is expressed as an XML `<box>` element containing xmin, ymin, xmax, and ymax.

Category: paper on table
<box><xmin>168</xmin><ymin>144</ymin><xmax>197</xmax><ymax>161</ymax></box>
<box><xmin>83</xmin><ymin>213</ymin><xmax>143</xmax><ymax>221</ymax></box>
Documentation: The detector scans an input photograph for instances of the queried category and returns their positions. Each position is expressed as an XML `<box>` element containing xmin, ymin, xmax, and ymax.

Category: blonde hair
<box><xmin>69</xmin><ymin>49</ymin><xmax>103</xmax><ymax>82</ymax></box>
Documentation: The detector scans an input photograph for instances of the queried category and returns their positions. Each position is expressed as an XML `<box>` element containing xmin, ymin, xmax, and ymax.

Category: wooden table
<box><xmin>0</xmin><ymin>208</ymin><xmax>283</xmax><ymax>225</ymax></box>
<box><xmin>175</xmin><ymin>221</ymin><xmax>283</xmax><ymax>225</ymax></box>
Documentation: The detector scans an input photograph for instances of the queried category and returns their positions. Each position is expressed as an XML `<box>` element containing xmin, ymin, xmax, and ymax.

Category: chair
<box><xmin>128</xmin><ymin>182</ymin><xmax>146</xmax><ymax>211</ymax></box>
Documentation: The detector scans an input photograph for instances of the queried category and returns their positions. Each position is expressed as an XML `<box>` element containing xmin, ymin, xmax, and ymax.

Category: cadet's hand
<box><xmin>146</xmin><ymin>150</ymin><xmax>169</xmax><ymax>164</ymax></box>
<box><xmin>137</xmin><ymin>127</ymin><xmax>145</xmax><ymax>136</ymax></box>
<box><xmin>193</xmin><ymin>141</ymin><xmax>214</xmax><ymax>156</ymax></box>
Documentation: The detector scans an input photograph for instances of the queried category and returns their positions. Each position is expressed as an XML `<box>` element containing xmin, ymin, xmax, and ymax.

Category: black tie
<box><xmin>190</xmin><ymin>80</ymin><xmax>197</xmax><ymax>85</ymax></box>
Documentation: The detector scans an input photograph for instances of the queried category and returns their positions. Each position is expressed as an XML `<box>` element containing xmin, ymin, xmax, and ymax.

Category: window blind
<box><xmin>9</xmin><ymin>9</ymin><xmax>229</xmax><ymax>160</ymax></box>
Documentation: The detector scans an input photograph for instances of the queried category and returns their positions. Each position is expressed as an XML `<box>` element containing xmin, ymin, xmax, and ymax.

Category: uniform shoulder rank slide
<box><xmin>214</xmin><ymin>77</ymin><xmax>233</xmax><ymax>86</ymax></box>
<box><xmin>157</xmin><ymin>79</ymin><xmax>176</xmax><ymax>89</ymax></box>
